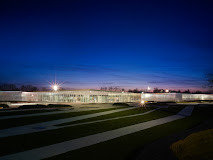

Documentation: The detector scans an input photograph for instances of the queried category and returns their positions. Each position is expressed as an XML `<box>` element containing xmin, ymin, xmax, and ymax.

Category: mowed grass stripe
<box><xmin>0</xmin><ymin>109</ymin><xmax>61</xmax><ymax>117</ymax></box>
<box><xmin>57</xmin><ymin>107</ymin><xmax>155</xmax><ymax>126</ymax></box>
<box><xmin>46</xmin><ymin>107</ymin><xmax>211</xmax><ymax>160</ymax></box>
<box><xmin>57</xmin><ymin>106</ymin><xmax>184</xmax><ymax>127</ymax></box>
<box><xmin>0</xmin><ymin>109</ymin><xmax>174</xmax><ymax>156</ymax></box>
<box><xmin>0</xmin><ymin>107</ymin><xmax>122</xmax><ymax>129</ymax></box>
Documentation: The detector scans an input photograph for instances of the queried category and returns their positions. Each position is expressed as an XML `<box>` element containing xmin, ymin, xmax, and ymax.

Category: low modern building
<box><xmin>0</xmin><ymin>90</ymin><xmax>141</xmax><ymax>103</ymax></box>
<box><xmin>141</xmin><ymin>92</ymin><xmax>213</xmax><ymax>102</ymax></box>
<box><xmin>0</xmin><ymin>90</ymin><xmax>213</xmax><ymax>103</ymax></box>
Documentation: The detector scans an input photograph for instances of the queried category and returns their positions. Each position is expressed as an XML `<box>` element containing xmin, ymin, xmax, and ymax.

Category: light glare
<box><xmin>52</xmin><ymin>84</ymin><xmax>59</xmax><ymax>91</ymax></box>
<box><xmin>147</xmin><ymin>86</ymin><xmax>151</xmax><ymax>90</ymax></box>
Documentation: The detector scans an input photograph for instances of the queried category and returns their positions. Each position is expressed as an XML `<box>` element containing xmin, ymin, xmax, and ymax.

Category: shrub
<box><xmin>18</xmin><ymin>104</ymin><xmax>47</xmax><ymax>109</ymax></box>
<box><xmin>0</xmin><ymin>104</ymin><xmax>9</xmax><ymax>108</ymax></box>
<box><xmin>47</xmin><ymin>104</ymin><xmax>72</xmax><ymax>108</ymax></box>
<box><xmin>170</xmin><ymin>129</ymin><xmax>213</xmax><ymax>160</ymax></box>
<box><xmin>18</xmin><ymin>104</ymin><xmax>72</xmax><ymax>109</ymax></box>
<box><xmin>112</xmin><ymin>103</ymin><xmax>130</xmax><ymax>107</ymax></box>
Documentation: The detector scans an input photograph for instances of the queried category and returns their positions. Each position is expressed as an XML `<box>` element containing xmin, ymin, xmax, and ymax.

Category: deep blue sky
<box><xmin>0</xmin><ymin>0</ymin><xmax>212</xmax><ymax>91</ymax></box>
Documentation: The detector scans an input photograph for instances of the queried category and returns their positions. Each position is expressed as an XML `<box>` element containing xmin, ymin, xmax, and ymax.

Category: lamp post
<box><xmin>147</xmin><ymin>86</ymin><xmax>151</xmax><ymax>92</ymax></box>
<box><xmin>52</xmin><ymin>84</ymin><xmax>59</xmax><ymax>91</ymax></box>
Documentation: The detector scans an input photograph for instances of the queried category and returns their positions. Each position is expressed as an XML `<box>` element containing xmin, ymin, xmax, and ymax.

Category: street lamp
<box><xmin>147</xmin><ymin>86</ymin><xmax>151</xmax><ymax>92</ymax></box>
<box><xmin>141</xmin><ymin>100</ymin><xmax>145</xmax><ymax>105</ymax></box>
<box><xmin>52</xmin><ymin>84</ymin><xmax>59</xmax><ymax>91</ymax></box>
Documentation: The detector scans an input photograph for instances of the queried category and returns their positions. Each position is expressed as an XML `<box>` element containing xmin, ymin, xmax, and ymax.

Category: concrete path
<box><xmin>0</xmin><ymin>107</ymin><xmax>134</xmax><ymax>138</ymax></box>
<box><xmin>177</xmin><ymin>106</ymin><xmax>194</xmax><ymax>116</ymax></box>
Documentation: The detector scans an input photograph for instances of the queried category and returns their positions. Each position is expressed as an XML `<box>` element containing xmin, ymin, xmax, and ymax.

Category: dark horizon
<box><xmin>0</xmin><ymin>0</ymin><xmax>212</xmax><ymax>91</ymax></box>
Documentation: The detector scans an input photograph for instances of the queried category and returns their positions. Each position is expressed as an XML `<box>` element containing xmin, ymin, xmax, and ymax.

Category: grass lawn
<box><xmin>0</xmin><ymin>107</ymin><xmax>121</xmax><ymax>129</ymax></box>
<box><xmin>0</xmin><ymin>108</ymin><xmax>173</xmax><ymax>156</ymax></box>
<box><xmin>57</xmin><ymin>107</ymin><xmax>155</xmax><ymax>126</ymax></box>
<box><xmin>0</xmin><ymin>109</ymin><xmax>62</xmax><ymax>116</ymax></box>
<box><xmin>171</xmin><ymin>128</ymin><xmax>213</xmax><ymax>160</ymax></box>
<box><xmin>57</xmin><ymin>105</ymin><xmax>184</xmax><ymax>127</ymax></box>
<box><xmin>46</xmin><ymin>106</ymin><xmax>213</xmax><ymax>160</ymax></box>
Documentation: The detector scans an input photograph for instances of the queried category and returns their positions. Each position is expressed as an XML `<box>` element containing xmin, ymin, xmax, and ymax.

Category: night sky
<box><xmin>0</xmin><ymin>0</ymin><xmax>212</xmax><ymax>91</ymax></box>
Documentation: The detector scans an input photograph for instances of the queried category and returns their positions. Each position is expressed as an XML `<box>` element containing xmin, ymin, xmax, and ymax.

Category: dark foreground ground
<box><xmin>133</xmin><ymin>106</ymin><xmax>213</xmax><ymax>160</ymax></box>
<box><xmin>134</xmin><ymin>118</ymin><xmax>213</xmax><ymax>160</ymax></box>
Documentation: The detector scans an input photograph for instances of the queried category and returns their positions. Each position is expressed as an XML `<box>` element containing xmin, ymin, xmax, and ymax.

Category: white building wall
<box><xmin>141</xmin><ymin>93</ymin><xmax>213</xmax><ymax>102</ymax></box>
<box><xmin>1</xmin><ymin>90</ymin><xmax>213</xmax><ymax>103</ymax></box>
<box><xmin>0</xmin><ymin>91</ymin><xmax>22</xmax><ymax>101</ymax></box>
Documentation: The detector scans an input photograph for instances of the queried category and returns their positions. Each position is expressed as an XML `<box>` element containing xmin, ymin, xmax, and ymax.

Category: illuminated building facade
<box><xmin>141</xmin><ymin>93</ymin><xmax>213</xmax><ymax>102</ymax></box>
<box><xmin>0</xmin><ymin>90</ymin><xmax>141</xmax><ymax>103</ymax></box>
<box><xmin>0</xmin><ymin>90</ymin><xmax>213</xmax><ymax>103</ymax></box>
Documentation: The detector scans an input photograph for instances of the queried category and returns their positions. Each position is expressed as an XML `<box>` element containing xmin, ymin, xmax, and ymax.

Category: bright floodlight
<box><xmin>147</xmin><ymin>86</ymin><xmax>151</xmax><ymax>91</ymax></box>
<box><xmin>165</xmin><ymin>89</ymin><xmax>169</xmax><ymax>93</ymax></box>
<box><xmin>141</xmin><ymin>100</ymin><xmax>145</xmax><ymax>104</ymax></box>
<box><xmin>52</xmin><ymin>84</ymin><xmax>59</xmax><ymax>91</ymax></box>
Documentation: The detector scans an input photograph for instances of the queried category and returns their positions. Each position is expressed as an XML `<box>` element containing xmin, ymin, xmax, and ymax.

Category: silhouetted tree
<box><xmin>170</xmin><ymin>90</ymin><xmax>178</xmax><ymax>93</ymax></box>
<box><xmin>160</xmin><ymin>89</ymin><xmax>165</xmax><ymax>93</ymax></box>
<box><xmin>128</xmin><ymin>89</ymin><xmax>133</xmax><ymax>93</ymax></box>
<box><xmin>206</xmin><ymin>73</ymin><xmax>213</xmax><ymax>89</ymax></box>
<box><xmin>0</xmin><ymin>84</ymin><xmax>19</xmax><ymax>91</ymax></box>
<box><xmin>194</xmin><ymin>90</ymin><xmax>202</xmax><ymax>94</ymax></box>
<box><xmin>100</xmin><ymin>87</ymin><xmax>107</xmax><ymax>91</ymax></box>
<box><xmin>20</xmin><ymin>85</ymin><xmax>39</xmax><ymax>92</ymax></box>
<box><xmin>41</xmin><ymin>87</ymin><xmax>48</xmax><ymax>91</ymax></box>
<box><xmin>100</xmin><ymin>86</ymin><xmax>122</xmax><ymax>92</ymax></box>
<box><xmin>132</xmin><ymin>88</ymin><xmax>139</xmax><ymax>93</ymax></box>
<box><xmin>153</xmin><ymin>88</ymin><xmax>161</xmax><ymax>93</ymax></box>
<box><xmin>183</xmin><ymin>89</ymin><xmax>190</xmax><ymax>93</ymax></box>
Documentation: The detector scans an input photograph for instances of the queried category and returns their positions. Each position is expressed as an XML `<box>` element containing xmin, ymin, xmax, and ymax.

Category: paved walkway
<box><xmin>177</xmin><ymin>105</ymin><xmax>194</xmax><ymax>116</ymax></box>
<box><xmin>0</xmin><ymin>106</ymin><xmax>194</xmax><ymax>160</ymax></box>
<box><xmin>0</xmin><ymin>107</ymin><xmax>134</xmax><ymax>138</ymax></box>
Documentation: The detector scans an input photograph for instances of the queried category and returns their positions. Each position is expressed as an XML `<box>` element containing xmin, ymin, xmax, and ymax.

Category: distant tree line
<box><xmin>128</xmin><ymin>88</ymin><xmax>145</xmax><ymax>93</ymax></box>
<box><xmin>100</xmin><ymin>86</ymin><xmax>209</xmax><ymax>94</ymax></box>
<box><xmin>152</xmin><ymin>88</ymin><xmax>205</xmax><ymax>94</ymax></box>
<box><xmin>1</xmin><ymin>76</ymin><xmax>213</xmax><ymax>94</ymax></box>
<box><xmin>0</xmin><ymin>83</ymin><xmax>74</xmax><ymax>92</ymax></box>
<box><xmin>100</xmin><ymin>86</ymin><xmax>125</xmax><ymax>92</ymax></box>
<box><xmin>0</xmin><ymin>83</ymin><xmax>42</xmax><ymax>92</ymax></box>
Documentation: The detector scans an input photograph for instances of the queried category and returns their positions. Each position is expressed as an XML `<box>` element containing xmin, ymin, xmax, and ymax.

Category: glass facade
<box><xmin>141</xmin><ymin>93</ymin><xmax>213</xmax><ymax>102</ymax></box>
<box><xmin>1</xmin><ymin>90</ymin><xmax>213</xmax><ymax>103</ymax></box>
<box><xmin>35</xmin><ymin>90</ymin><xmax>141</xmax><ymax>103</ymax></box>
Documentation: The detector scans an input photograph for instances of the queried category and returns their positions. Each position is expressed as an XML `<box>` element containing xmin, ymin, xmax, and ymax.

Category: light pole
<box><xmin>147</xmin><ymin>86</ymin><xmax>151</xmax><ymax>92</ymax></box>
<box><xmin>52</xmin><ymin>84</ymin><xmax>59</xmax><ymax>91</ymax></box>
